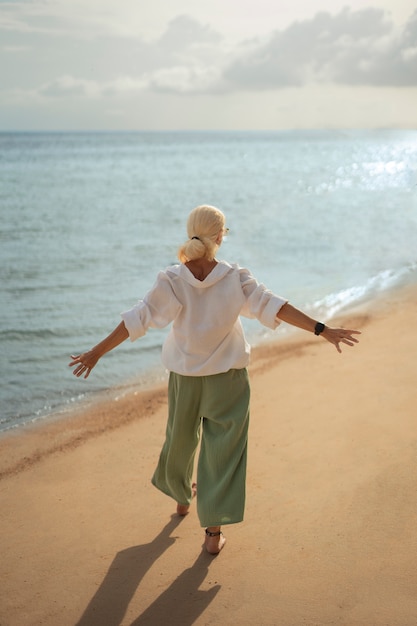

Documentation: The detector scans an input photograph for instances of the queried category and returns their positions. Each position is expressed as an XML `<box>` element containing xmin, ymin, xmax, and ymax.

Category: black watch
<box><xmin>314</xmin><ymin>322</ymin><xmax>325</xmax><ymax>336</ymax></box>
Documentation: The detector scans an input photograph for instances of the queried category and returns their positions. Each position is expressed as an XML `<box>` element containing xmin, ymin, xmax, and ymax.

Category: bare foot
<box><xmin>205</xmin><ymin>527</ymin><xmax>226</xmax><ymax>554</ymax></box>
<box><xmin>176</xmin><ymin>483</ymin><xmax>197</xmax><ymax>516</ymax></box>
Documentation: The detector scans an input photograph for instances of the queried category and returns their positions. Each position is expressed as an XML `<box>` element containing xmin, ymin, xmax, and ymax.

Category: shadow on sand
<box><xmin>75</xmin><ymin>515</ymin><xmax>220</xmax><ymax>626</ymax></box>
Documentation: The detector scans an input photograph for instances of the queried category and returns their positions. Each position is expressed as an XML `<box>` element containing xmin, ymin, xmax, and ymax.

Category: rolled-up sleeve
<box><xmin>239</xmin><ymin>269</ymin><xmax>287</xmax><ymax>329</ymax></box>
<box><xmin>121</xmin><ymin>271</ymin><xmax>182</xmax><ymax>341</ymax></box>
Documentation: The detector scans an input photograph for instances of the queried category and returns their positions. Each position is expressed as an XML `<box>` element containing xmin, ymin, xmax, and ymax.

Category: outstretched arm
<box><xmin>69</xmin><ymin>321</ymin><xmax>129</xmax><ymax>378</ymax></box>
<box><xmin>276</xmin><ymin>303</ymin><xmax>361</xmax><ymax>353</ymax></box>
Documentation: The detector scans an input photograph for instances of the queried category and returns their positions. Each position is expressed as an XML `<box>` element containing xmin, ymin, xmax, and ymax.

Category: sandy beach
<box><xmin>1</xmin><ymin>285</ymin><xmax>416</xmax><ymax>626</ymax></box>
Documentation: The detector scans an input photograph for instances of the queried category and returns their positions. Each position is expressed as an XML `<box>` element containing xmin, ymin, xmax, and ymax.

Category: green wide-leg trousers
<box><xmin>151</xmin><ymin>368</ymin><xmax>250</xmax><ymax>527</ymax></box>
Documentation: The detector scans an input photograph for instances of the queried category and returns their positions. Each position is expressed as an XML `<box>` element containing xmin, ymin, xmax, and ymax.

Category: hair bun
<box><xmin>178</xmin><ymin>205</ymin><xmax>225</xmax><ymax>263</ymax></box>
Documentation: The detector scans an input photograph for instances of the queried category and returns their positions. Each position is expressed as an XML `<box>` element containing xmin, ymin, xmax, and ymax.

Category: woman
<box><xmin>69</xmin><ymin>205</ymin><xmax>360</xmax><ymax>555</ymax></box>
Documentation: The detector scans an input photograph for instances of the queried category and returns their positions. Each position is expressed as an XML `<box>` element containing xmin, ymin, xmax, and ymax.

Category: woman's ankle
<box><xmin>205</xmin><ymin>527</ymin><xmax>226</xmax><ymax>554</ymax></box>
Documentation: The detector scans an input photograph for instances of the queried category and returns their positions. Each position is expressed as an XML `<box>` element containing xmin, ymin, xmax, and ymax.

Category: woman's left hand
<box><xmin>322</xmin><ymin>327</ymin><xmax>361</xmax><ymax>353</ymax></box>
<box><xmin>69</xmin><ymin>349</ymin><xmax>100</xmax><ymax>379</ymax></box>
<box><xmin>68</xmin><ymin>322</ymin><xmax>129</xmax><ymax>379</ymax></box>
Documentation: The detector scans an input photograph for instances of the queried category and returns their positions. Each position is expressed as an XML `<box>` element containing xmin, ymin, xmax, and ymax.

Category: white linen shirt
<box><xmin>121</xmin><ymin>261</ymin><xmax>287</xmax><ymax>376</ymax></box>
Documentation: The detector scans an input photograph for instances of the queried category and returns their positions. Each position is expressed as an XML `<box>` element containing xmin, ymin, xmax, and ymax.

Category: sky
<box><xmin>1</xmin><ymin>0</ymin><xmax>416</xmax><ymax>130</ymax></box>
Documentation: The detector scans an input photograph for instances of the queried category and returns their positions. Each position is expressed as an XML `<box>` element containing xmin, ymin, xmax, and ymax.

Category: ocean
<box><xmin>1</xmin><ymin>129</ymin><xmax>416</xmax><ymax>432</ymax></box>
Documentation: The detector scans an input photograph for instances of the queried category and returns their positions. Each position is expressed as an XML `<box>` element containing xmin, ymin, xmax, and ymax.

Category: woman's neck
<box><xmin>185</xmin><ymin>258</ymin><xmax>218</xmax><ymax>281</ymax></box>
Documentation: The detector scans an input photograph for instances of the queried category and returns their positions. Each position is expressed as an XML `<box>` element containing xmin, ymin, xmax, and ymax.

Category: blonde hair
<box><xmin>178</xmin><ymin>205</ymin><xmax>225</xmax><ymax>263</ymax></box>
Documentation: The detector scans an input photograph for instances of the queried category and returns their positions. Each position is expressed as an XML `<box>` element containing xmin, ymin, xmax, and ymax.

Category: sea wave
<box><xmin>0</xmin><ymin>328</ymin><xmax>60</xmax><ymax>341</ymax></box>
<box><xmin>311</xmin><ymin>262</ymin><xmax>417</xmax><ymax>320</ymax></box>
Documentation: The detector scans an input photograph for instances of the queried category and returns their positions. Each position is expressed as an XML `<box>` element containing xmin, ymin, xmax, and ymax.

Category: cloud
<box><xmin>38</xmin><ymin>75</ymin><xmax>101</xmax><ymax>98</ymax></box>
<box><xmin>0</xmin><ymin>1</ymin><xmax>222</xmax><ymax>41</ymax></box>
<box><xmin>223</xmin><ymin>8</ymin><xmax>417</xmax><ymax>90</ymax></box>
<box><xmin>136</xmin><ymin>16</ymin><xmax>226</xmax><ymax>94</ymax></box>
<box><xmin>0</xmin><ymin>0</ymin><xmax>95</xmax><ymax>37</ymax></box>
<box><xmin>0</xmin><ymin>13</ymin><xmax>227</xmax><ymax>100</ymax></box>
<box><xmin>0</xmin><ymin>0</ymin><xmax>73</xmax><ymax>36</ymax></box>
<box><xmin>30</xmin><ymin>68</ymin><xmax>222</xmax><ymax>100</ymax></box>
<box><xmin>147</xmin><ymin>65</ymin><xmax>224</xmax><ymax>94</ymax></box>
<box><xmin>1</xmin><ymin>6</ymin><xmax>416</xmax><ymax>108</ymax></box>
<box><xmin>158</xmin><ymin>14</ymin><xmax>222</xmax><ymax>52</ymax></box>
<box><xmin>143</xmin><ymin>7</ymin><xmax>417</xmax><ymax>93</ymax></box>
<box><xmin>36</xmin><ymin>74</ymin><xmax>147</xmax><ymax>98</ymax></box>
<box><xmin>2</xmin><ymin>44</ymin><xmax>31</xmax><ymax>52</ymax></box>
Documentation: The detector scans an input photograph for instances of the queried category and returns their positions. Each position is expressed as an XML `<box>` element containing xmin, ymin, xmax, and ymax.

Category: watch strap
<box><xmin>314</xmin><ymin>322</ymin><xmax>325</xmax><ymax>336</ymax></box>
